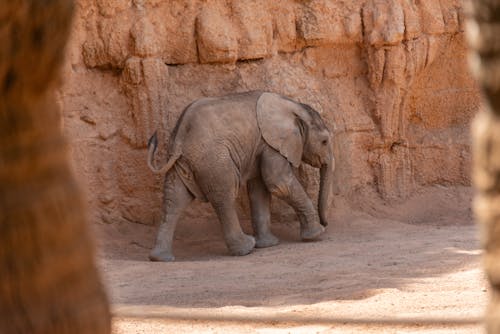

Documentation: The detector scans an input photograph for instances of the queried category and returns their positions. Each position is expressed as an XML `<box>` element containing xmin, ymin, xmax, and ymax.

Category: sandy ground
<box><xmin>95</xmin><ymin>187</ymin><xmax>487</xmax><ymax>333</ymax></box>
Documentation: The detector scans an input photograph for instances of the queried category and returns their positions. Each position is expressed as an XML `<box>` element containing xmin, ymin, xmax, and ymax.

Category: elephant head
<box><xmin>256</xmin><ymin>92</ymin><xmax>334</xmax><ymax>226</ymax></box>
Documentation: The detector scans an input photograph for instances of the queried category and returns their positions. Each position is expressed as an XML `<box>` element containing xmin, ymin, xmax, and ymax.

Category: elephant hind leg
<box><xmin>197</xmin><ymin>162</ymin><xmax>255</xmax><ymax>255</ymax></box>
<box><xmin>212</xmin><ymin>198</ymin><xmax>256</xmax><ymax>256</ymax></box>
<box><xmin>247</xmin><ymin>177</ymin><xmax>279</xmax><ymax>248</ymax></box>
<box><xmin>149</xmin><ymin>170</ymin><xmax>193</xmax><ymax>262</ymax></box>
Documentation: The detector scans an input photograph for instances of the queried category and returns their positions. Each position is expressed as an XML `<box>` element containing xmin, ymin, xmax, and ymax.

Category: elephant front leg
<box><xmin>247</xmin><ymin>177</ymin><xmax>279</xmax><ymax>248</ymax></box>
<box><xmin>261</xmin><ymin>147</ymin><xmax>325</xmax><ymax>241</ymax></box>
<box><xmin>149</xmin><ymin>170</ymin><xmax>193</xmax><ymax>262</ymax></box>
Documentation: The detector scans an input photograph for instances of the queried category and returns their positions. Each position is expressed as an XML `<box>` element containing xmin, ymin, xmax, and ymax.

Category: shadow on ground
<box><xmin>95</xmin><ymin>186</ymin><xmax>481</xmax><ymax>309</ymax></box>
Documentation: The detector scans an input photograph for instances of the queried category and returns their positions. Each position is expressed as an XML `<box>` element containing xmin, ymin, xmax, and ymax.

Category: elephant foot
<box><xmin>255</xmin><ymin>233</ymin><xmax>279</xmax><ymax>248</ymax></box>
<box><xmin>301</xmin><ymin>223</ymin><xmax>325</xmax><ymax>241</ymax></box>
<box><xmin>149</xmin><ymin>248</ymin><xmax>175</xmax><ymax>262</ymax></box>
<box><xmin>227</xmin><ymin>234</ymin><xmax>256</xmax><ymax>256</ymax></box>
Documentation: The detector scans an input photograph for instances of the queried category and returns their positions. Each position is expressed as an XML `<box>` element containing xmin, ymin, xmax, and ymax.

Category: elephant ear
<box><xmin>256</xmin><ymin>92</ymin><xmax>304</xmax><ymax>168</ymax></box>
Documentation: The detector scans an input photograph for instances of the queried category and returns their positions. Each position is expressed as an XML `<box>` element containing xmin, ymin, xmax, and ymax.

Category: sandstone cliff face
<box><xmin>61</xmin><ymin>0</ymin><xmax>479</xmax><ymax>225</ymax></box>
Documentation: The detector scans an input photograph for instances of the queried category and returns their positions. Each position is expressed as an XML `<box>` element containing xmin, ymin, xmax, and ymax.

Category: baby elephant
<box><xmin>147</xmin><ymin>91</ymin><xmax>334</xmax><ymax>261</ymax></box>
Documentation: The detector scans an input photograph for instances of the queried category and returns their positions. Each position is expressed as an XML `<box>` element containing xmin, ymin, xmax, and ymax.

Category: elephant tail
<box><xmin>147</xmin><ymin>131</ymin><xmax>180</xmax><ymax>174</ymax></box>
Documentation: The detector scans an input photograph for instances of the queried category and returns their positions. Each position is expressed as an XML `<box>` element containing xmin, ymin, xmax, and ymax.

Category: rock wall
<box><xmin>60</xmin><ymin>0</ymin><xmax>480</xmax><ymax>226</ymax></box>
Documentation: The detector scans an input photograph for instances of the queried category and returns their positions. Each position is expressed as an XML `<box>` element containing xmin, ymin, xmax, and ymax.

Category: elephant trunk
<box><xmin>318</xmin><ymin>155</ymin><xmax>334</xmax><ymax>227</ymax></box>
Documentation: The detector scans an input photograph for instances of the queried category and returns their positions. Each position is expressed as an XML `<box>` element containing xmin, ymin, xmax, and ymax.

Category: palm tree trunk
<box><xmin>0</xmin><ymin>1</ymin><xmax>110</xmax><ymax>333</ymax></box>
<box><xmin>468</xmin><ymin>1</ymin><xmax>500</xmax><ymax>332</ymax></box>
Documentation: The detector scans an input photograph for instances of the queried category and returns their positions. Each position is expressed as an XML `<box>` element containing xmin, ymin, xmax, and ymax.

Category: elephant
<box><xmin>147</xmin><ymin>91</ymin><xmax>334</xmax><ymax>262</ymax></box>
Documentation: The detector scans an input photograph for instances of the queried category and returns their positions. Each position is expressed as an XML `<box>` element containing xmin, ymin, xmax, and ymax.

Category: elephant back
<box><xmin>169</xmin><ymin>91</ymin><xmax>263</xmax><ymax>173</ymax></box>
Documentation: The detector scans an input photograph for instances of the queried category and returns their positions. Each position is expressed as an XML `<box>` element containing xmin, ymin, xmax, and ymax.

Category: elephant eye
<box><xmin>322</xmin><ymin>140</ymin><xmax>328</xmax><ymax>145</ymax></box>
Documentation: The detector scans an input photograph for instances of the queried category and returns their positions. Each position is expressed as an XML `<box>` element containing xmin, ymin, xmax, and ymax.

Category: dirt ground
<box><xmin>94</xmin><ymin>186</ymin><xmax>487</xmax><ymax>333</ymax></box>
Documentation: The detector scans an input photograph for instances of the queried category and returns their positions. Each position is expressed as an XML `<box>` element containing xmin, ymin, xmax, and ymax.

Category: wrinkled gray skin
<box><xmin>147</xmin><ymin>91</ymin><xmax>334</xmax><ymax>261</ymax></box>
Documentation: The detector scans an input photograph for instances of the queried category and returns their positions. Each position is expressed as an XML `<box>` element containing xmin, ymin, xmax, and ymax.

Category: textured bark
<box><xmin>0</xmin><ymin>1</ymin><xmax>110</xmax><ymax>333</ymax></box>
<box><xmin>468</xmin><ymin>0</ymin><xmax>500</xmax><ymax>332</ymax></box>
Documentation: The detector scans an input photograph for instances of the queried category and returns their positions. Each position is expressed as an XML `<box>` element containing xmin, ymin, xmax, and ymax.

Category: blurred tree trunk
<box><xmin>468</xmin><ymin>0</ymin><xmax>500</xmax><ymax>332</ymax></box>
<box><xmin>0</xmin><ymin>2</ymin><xmax>110</xmax><ymax>333</ymax></box>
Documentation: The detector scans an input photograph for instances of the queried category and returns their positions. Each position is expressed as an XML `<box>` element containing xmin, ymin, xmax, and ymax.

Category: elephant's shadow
<box><xmin>96</xmin><ymin>212</ymin><xmax>479</xmax><ymax>308</ymax></box>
